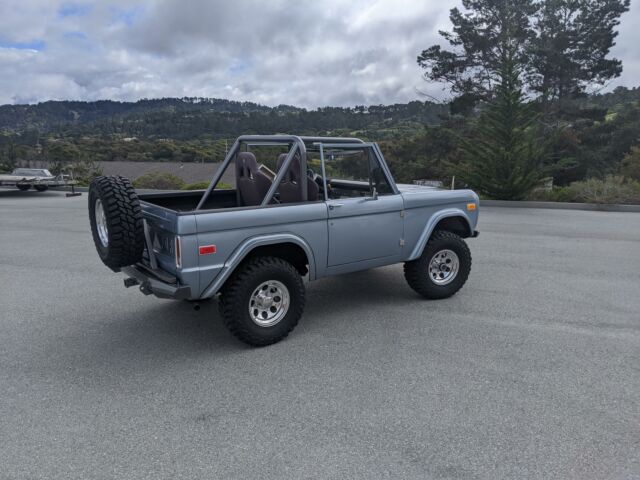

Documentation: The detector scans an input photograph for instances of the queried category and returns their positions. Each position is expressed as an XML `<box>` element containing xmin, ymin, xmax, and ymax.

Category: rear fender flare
<box><xmin>407</xmin><ymin>209</ymin><xmax>472</xmax><ymax>261</ymax></box>
<box><xmin>200</xmin><ymin>233</ymin><xmax>316</xmax><ymax>298</ymax></box>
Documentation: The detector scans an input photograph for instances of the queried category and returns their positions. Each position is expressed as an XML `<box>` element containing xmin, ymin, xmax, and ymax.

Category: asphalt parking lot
<box><xmin>1</xmin><ymin>189</ymin><xmax>639</xmax><ymax>480</ymax></box>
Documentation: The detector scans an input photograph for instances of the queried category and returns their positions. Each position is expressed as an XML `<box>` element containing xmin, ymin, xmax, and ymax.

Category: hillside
<box><xmin>0</xmin><ymin>97</ymin><xmax>450</xmax><ymax>167</ymax></box>
<box><xmin>0</xmin><ymin>97</ymin><xmax>448</xmax><ymax>140</ymax></box>
<box><xmin>1</xmin><ymin>87</ymin><xmax>638</xmax><ymax>191</ymax></box>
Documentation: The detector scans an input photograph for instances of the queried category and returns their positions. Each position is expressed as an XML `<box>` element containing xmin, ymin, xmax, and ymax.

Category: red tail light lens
<box><xmin>199</xmin><ymin>245</ymin><xmax>216</xmax><ymax>255</ymax></box>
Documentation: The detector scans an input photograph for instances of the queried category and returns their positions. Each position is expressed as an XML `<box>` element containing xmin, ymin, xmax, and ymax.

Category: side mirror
<box><xmin>365</xmin><ymin>187</ymin><xmax>378</xmax><ymax>201</ymax></box>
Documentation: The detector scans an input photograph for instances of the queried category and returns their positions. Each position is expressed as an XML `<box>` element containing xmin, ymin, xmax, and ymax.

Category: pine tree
<box><xmin>456</xmin><ymin>58</ymin><xmax>544</xmax><ymax>199</ymax></box>
<box><xmin>530</xmin><ymin>0</ymin><xmax>631</xmax><ymax>116</ymax></box>
<box><xmin>418</xmin><ymin>0</ymin><xmax>630</xmax><ymax>115</ymax></box>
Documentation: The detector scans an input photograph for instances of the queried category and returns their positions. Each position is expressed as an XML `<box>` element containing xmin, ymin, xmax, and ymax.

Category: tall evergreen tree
<box><xmin>418</xmin><ymin>0</ymin><xmax>630</xmax><ymax>114</ymax></box>
<box><xmin>418</xmin><ymin>0</ymin><xmax>537</xmax><ymax>113</ymax></box>
<box><xmin>456</xmin><ymin>58</ymin><xmax>544</xmax><ymax>199</ymax></box>
<box><xmin>530</xmin><ymin>0</ymin><xmax>630</xmax><ymax>115</ymax></box>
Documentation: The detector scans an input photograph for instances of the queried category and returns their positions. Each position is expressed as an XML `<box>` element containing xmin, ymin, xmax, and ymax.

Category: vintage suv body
<box><xmin>88</xmin><ymin>135</ymin><xmax>479</xmax><ymax>346</ymax></box>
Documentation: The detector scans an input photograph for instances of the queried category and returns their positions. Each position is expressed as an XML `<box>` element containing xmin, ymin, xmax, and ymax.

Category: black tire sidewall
<box><xmin>220</xmin><ymin>257</ymin><xmax>305</xmax><ymax>345</ymax></box>
<box><xmin>88</xmin><ymin>187</ymin><xmax>110</xmax><ymax>260</ymax></box>
<box><xmin>242</xmin><ymin>267</ymin><xmax>301</xmax><ymax>338</ymax></box>
<box><xmin>422</xmin><ymin>235</ymin><xmax>470</xmax><ymax>295</ymax></box>
<box><xmin>404</xmin><ymin>231</ymin><xmax>472</xmax><ymax>299</ymax></box>
<box><xmin>88</xmin><ymin>176</ymin><xmax>144</xmax><ymax>271</ymax></box>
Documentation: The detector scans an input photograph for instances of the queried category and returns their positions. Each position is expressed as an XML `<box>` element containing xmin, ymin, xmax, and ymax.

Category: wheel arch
<box><xmin>407</xmin><ymin>209</ymin><xmax>473</xmax><ymax>261</ymax></box>
<box><xmin>200</xmin><ymin>233</ymin><xmax>316</xmax><ymax>298</ymax></box>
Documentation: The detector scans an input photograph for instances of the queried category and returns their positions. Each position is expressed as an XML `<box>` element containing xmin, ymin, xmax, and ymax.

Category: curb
<box><xmin>481</xmin><ymin>199</ymin><xmax>640</xmax><ymax>213</ymax></box>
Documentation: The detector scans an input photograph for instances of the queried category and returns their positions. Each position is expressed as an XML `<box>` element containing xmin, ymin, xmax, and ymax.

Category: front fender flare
<box><xmin>200</xmin><ymin>233</ymin><xmax>316</xmax><ymax>298</ymax></box>
<box><xmin>407</xmin><ymin>208</ymin><xmax>473</xmax><ymax>261</ymax></box>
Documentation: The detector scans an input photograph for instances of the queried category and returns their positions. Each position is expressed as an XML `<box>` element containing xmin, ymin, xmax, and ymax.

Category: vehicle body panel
<box><xmin>397</xmin><ymin>184</ymin><xmax>479</xmax><ymax>261</ymax></box>
<box><xmin>194</xmin><ymin>202</ymin><xmax>327</xmax><ymax>298</ymax></box>
<box><xmin>326</xmin><ymin>193</ymin><xmax>404</xmax><ymax>267</ymax></box>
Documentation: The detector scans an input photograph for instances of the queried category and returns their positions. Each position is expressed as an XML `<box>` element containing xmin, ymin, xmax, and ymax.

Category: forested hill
<box><xmin>1</xmin><ymin>87</ymin><xmax>639</xmax><ymax>194</ymax></box>
<box><xmin>0</xmin><ymin>98</ymin><xmax>273</xmax><ymax>133</ymax></box>
<box><xmin>0</xmin><ymin>97</ymin><xmax>448</xmax><ymax>139</ymax></box>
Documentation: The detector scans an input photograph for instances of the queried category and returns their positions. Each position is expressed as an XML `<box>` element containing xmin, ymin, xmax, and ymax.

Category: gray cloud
<box><xmin>0</xmin><ymin>0</ymin><xmax>637</xmax><ymax>107</ymax></box>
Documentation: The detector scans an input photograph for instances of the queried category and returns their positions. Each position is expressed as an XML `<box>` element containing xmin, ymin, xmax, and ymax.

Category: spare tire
<box><xmin>88</xmin><ymin>176</ymin><xmax>144</xmax><ymax>272</ymax></box>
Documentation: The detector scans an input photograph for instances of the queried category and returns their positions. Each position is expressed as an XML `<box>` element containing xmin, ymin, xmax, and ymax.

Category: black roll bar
<box><xmin>195</xmin><ymin>135</ymin><xmax>366</xmax><ymax>210</ymax></box>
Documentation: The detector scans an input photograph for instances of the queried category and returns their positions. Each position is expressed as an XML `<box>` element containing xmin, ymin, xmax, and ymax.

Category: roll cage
<box><xmin>195</xmin><ymin>135</ymin><xmax>395</xmax><ymax>210</ymax></box>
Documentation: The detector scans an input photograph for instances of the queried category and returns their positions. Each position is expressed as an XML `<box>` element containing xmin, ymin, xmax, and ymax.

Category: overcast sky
<box><xmin>0</xmin><ymin>0</ymin><xmax>638</xmax><ymax>108</ymax></box>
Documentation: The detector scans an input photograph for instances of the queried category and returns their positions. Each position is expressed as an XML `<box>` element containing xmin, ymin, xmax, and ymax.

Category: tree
<box><xmin>0</xmin><ymin>137</ymin><xmax>18</xmax><ymax>173</ymax></box>
<box><xmin>456</xmin><ymin>58</ymin><xmax>544</xmax><ymax>199</ymax></box>
<box><xmin>418</xmin><ymin>0</ymin><xmax>537</xmax><ymax>113</ymax></box>
<box><xmin>45</xmin><ymin>140</ymin><xmax>80</xmax><ymax>175</ymax></box>
<box><xmin>530</xmin><ymin>0</ymin><xmax>630</xmax><ymax>115</ymax></box>
<box><xmin>418</xmin><ymin>0</ymin><xmax>630</xmax><ymax>114</ymax></box>
<box><xmin>381</xmin><ymin>124</ymin><xmax>462</xmax><ymax>183</ymax></box>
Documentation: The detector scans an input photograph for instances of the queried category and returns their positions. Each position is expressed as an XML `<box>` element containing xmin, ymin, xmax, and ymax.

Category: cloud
<box><xmin>0</xmin><ymin>0</ymin><xmax>637</xmax><ymax>107</ymax></box>
<box><xmin>57</xmin><ymin>2</ymin><xmax>92</xmax><ymax>18</ymax></box>
<box><xmin>0</xmin><ymin>39</ymin><xmax>45</xmax><ymax>50</ymax></box>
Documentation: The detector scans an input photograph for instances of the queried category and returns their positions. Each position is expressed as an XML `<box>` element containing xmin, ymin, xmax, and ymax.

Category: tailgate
<box><xmin>140</xmin><ymin>202</ymin><xmax>182</xmax><ymax>276</ymax></box>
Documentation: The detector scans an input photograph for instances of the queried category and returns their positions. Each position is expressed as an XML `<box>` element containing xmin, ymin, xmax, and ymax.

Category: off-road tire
<box><xmin>219</xmin><ymin>256</ymin><xmax>305</xmax><ymax>346</ymax></box>
<box><xmin>34</xmin><ymin>185</ymin><xmax>48</xmax><ymax>192</ymax></box>
<box><xmin>404</xmin><ymin>230</ymin><xmax>472</xmax><ymax>299</ymax></box>
<box><xmin>88</xmin><ymin>176</ymin><xmax>144</xmax><ymax>272</ymax></box>
<box><xmin>16</xmin><ymin>184</ymin><xmax>30</xmax><ymax>191</ymax></box>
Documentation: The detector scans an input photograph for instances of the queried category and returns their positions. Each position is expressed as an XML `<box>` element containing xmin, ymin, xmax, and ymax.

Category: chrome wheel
<box><xmin>94</xmin><ymin>199</ymin><xmax>109</xmax><ymax>247</ymax></box>
<box><xmin>428</xmin><ymin>249</ymin><xmax>459</xmax><ymax>285</ymax></box>
<box><xmin>248</xmin><ymin>280</ymin><xmax>290</xmax><ymax>327</ymax></box>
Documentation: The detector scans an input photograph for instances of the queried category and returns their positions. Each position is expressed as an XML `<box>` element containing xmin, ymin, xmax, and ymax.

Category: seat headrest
<box><xmin>277</xmin><ymin>153</ymin><xmax>301</xmax><ymax>183</ymax></box>
<box><xmin>236</xmin><ymin>152</ymin><xmax>259</xmax><ymax>178</ymax></box>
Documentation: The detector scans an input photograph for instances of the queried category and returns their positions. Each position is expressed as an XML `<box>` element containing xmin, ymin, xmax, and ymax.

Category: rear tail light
<box><xmin>175</xmin><ymin>236</ymin><xmax>182</xmax><ymax>269</ymax></box>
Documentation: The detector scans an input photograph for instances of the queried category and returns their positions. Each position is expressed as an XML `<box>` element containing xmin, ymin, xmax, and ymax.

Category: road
<box><xmin>1</xmin><ymin>189</ymin><xmax>639</xmax><ymax>480</ymax></box>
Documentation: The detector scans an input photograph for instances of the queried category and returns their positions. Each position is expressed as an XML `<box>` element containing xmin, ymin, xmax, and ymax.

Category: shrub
<box><xmin>181</xmin><ymin>181</ymin><xmax>210</xmax><ymax>190</ymax></box>
<box><xmin>133</xmin><ymin>172</ymin><xmax>185</xmax><ymax>190</ymax></box>
<box><xmin>528</xmin><ymin>176</ymin><xmax>640</xmax><ymax>204</ymax></box>
<box><xmin>67</xmin><ymin>159</ymin><xmax>103</xmax><ymax>186</ymax></box>
<box><xmin>567</xmin><ymin>176</ymin><xmax>640</xmax><ymax>204</ymax></box>
<box><xmin>527</xmin><ymin>186</ymin><xmax>574</xmax><ymax>202</ymax></box>
<box><xmin>621</xmin><ymin>146</ymin><xmax>640</xmax><ymax>181</ymax></box>
<box><xmin>181</xmin><ymin>181</ymin><xmax>233</xmax><ymax>190</ymax></box>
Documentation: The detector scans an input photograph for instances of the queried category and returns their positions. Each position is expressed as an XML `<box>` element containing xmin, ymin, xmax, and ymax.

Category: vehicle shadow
<box><xmin>305</xmin><ymin>266</ymin><xmax>418</xmax><ymax>311</ymax></box>
<box><xmin>97</xmin><ymin>268</ymin><xmax>414</xmax><ymax>352</ymax></box>
<box><xmin>38</xmin><ymin>267</ymin><xmax>422</xmax><ymax>380</ymax></box>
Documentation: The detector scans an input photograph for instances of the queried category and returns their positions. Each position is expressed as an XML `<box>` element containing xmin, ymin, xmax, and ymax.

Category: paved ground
<box><xmin>1</xmin><ymin>189</ymin><xmax>639</xmax><ymax>480</ymax></box>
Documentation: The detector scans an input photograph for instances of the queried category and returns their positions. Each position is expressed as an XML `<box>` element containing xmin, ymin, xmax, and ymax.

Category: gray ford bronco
<box><xmin>88</xmin><ymin>135</ymin><xmax>479</xmax><ymax>346</ymax></box>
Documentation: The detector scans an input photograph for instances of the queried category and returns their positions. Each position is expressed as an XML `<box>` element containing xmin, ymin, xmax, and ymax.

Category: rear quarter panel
<box><xmin>193</xmin><ymin>202</ymin><xmax>328</xmax><ymax>298</ymax></box>
<box><xmin>140</xmin><ymin>202</ymin><xmax>199</xmax><ymax>294</ymax></box>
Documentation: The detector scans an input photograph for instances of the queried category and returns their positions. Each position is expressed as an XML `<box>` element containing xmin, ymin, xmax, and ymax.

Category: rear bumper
<box><xmin>122</xmin><ymin>265</ymin><xmax>191</xmax><ymax>300</ymax></box>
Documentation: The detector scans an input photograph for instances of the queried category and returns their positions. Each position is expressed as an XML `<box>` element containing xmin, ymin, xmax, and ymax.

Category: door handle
<box><xmin>328</xmin><ymin>203</ymin><xmax>344</xmax><ymax>210</ymax></box>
